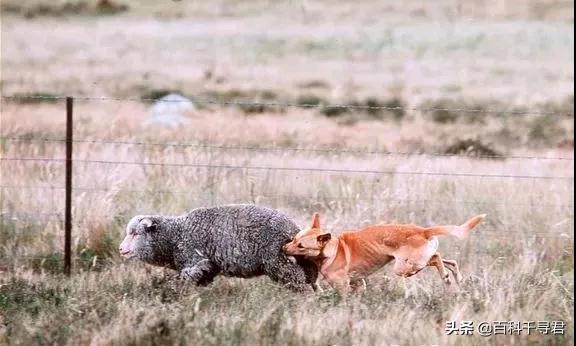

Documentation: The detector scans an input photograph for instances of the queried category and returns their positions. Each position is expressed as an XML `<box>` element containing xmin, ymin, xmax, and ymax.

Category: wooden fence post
<box><xmin>64</xmin><ymin>97</ymin><xmax>73</xmax><ymax>276</ymax></box>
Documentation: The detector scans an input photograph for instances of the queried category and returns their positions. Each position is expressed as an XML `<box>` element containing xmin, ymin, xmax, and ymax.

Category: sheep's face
<box><xmin>119</xmin><ymin>216</ymin><xmax>158</xmax><ymax>262</ymax></box>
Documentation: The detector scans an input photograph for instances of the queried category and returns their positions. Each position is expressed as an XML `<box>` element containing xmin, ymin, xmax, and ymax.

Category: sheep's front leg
<box><xmin>180</xmin><ymin>259</ymin><xmax>220</xmax><ymax>286</ymax></box>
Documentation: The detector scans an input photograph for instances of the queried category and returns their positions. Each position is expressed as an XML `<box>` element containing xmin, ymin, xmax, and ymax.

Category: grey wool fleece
<box><xmin>121</xmin><ymin>204</ymin><xmax>318</xmax><ymax>291</ymax></box>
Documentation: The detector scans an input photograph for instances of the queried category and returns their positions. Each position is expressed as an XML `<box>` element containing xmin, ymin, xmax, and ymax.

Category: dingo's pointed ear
<box><xmin>316</xmin><ymin>233</ymin><xmax>331</xmax><ymax>245</ymax></box>
<box><xmin>311</xmin><ymin>213</ymin><xmax>321</xmax><ymax>229</ymax></box>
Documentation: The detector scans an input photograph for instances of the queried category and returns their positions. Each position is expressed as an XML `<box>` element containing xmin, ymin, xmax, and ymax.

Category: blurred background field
<box><xmin>0</xmin><ymin>1</ymin><xmax>574</xmax><ymax>345</ymax></box>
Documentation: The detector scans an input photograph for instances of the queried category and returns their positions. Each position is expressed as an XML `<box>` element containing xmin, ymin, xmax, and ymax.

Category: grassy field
<box><xmin>0</xmin><ymin>1</ymin><xmax>574</xmax><ymax>345</ymax></box>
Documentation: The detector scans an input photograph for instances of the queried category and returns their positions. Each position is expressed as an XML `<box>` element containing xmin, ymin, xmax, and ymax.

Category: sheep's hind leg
<box><xmin>264</xmin><ymin>257</ymin><xmax>312</xmax><ymax>292</ymax></box>
<box><xmin>350</xmin><ymin>278</ymin><xmax>367</xmax><ymax>293</ymax></box>
<box><xmin>295</xmin><ymin>256</ymin><xmax>320</xmax><ymax>291</ymax></box>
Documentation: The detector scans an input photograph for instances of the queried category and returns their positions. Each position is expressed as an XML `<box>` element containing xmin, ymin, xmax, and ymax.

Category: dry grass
<box><xmin>0</xmin><ymin>261</ymin><xmax>572</xmax><ymax>345</ymax></box>
<box><xmin>0</xmin><ymin>100</ymin><xmax>573</xmax><ymax>345</ymax></box>
<box><xmin>1</xmin><ymin>0</ymin><xmax>574</xmax><ymax>107</ymax></box>
<box><xmin>1</xmin><ymin>1</ymin><xmax>574</xmax><ymax>345</ymax></box>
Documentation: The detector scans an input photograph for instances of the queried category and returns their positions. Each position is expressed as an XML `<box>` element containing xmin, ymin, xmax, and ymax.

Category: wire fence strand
<box><xmin>1</xmin><ymin>94</ymin><xmax>574</xmax><ymax>269</ymax></box>
<box><xmin>1</xmin><ymin>185</ymin><xmax>573</xmax><ymax>208</ymax></box>
<box><xmin>1</xmin><ymin>94</ymin><xmax>573</xmax><ymax>117</ymax></box>
<box><xmin>1</xmin><ymin>157</ymin><xmax>573</xmax><ymax>180</ymax></box>
<box><xmin>2</xmin><ymin>137</ymin><xmax>573</xmax><ymax>162</ymax></box>
<box><xmin>0</xmin><ymin>214</ymin><xmax>571</xmax><ymax>239</ymax></box>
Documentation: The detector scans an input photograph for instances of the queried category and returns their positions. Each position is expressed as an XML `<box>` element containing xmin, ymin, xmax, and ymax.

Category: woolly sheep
<box><xmin>119</xmin><ymin>204</ymin><xmax>318</xmax><ymax>291</ymax></box>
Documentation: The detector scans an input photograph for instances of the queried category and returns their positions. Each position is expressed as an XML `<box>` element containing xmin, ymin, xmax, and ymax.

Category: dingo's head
<box><xmin>283</xmin><ymin>213</ymin><xmax>332</xmax><ymax>258</ymax></box>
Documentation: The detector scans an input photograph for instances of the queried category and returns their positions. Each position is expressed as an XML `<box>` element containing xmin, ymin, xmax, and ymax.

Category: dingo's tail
<box><xmin>424</xmin><ymin>214</ymin><xmax>486</xmax><ymax>239</ymax></box>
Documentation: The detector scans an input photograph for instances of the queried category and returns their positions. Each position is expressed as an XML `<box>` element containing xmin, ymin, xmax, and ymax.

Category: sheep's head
<box><xmin>119</xmin><ymin>216</ymin><xmax>159</xmax><ymax>263</ymax></box>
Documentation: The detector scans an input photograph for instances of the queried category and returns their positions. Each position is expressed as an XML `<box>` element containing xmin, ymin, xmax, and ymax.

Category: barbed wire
<box><xmin>1</xmin><ymin>136</ymin><xmax>573</xmax><ymax>161</ymax></box>
<box><xmin>1</xmin><ymin>94</ymin><xmax>573</xmax><ymax>117</ymax></box>
<box><xmin>0</xmin><ymin>219</ymin><xmax>570</xmax><ymax>239</ymax></box>
<box><xmin>1</xmin><ymin>185</ymin><xmax>573</xmax><ymax>208</ymax></box>
<box><xmin>1</xmin><ymin>157</ymin><xmax>573</xmax><ymax>180</ymax></box>
<box><xmin>0</xmin><ymin>255</ymin><xmax>115</xmax><ymax>263</ymax></box>
<box><xmin>1</xmin><ymin>94</ymin><xmax>573</xmax><ymax>269</ymax></box>
<box><xmin>1</xmin><ymin>211</ymin><xmax>61</xmax><ymax>216</ymax></box>
<box><xmin>0</xmin><ymin>213</ymin><xmax>62</xmax><ymax>222</ymax></box>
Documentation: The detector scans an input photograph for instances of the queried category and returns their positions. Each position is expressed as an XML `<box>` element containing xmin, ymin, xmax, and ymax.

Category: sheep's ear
<box><xmin>316</xmin><ymin>233</ymin><xmax>331</xmax><ymax>245</ymax></box>
<box><xmin>311</xmin><ymin>213</ymin><xmax>321</xmax><ymax>229</ymax></box>
<box><xmin>140</xmin><ymin>218</ymin><xmax>157</xmax><ymax>233</ymax></box>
